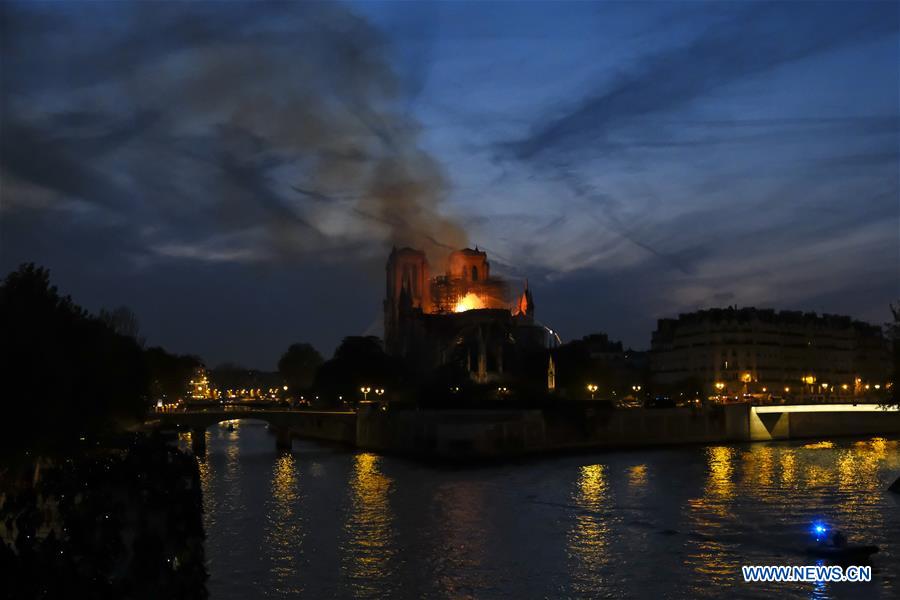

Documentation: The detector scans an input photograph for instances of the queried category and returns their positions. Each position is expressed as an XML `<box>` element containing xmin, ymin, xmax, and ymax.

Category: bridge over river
<box><xmin>151</xmin><ymin>408</ymin><xmax>357</xmax><ymax>454</ymax></box>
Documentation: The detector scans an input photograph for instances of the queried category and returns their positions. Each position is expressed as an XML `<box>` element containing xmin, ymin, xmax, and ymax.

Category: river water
<box><xmin>182</xmin><ymin>422</ymin><xmax>900</xmax><ymax>599</ymax></box>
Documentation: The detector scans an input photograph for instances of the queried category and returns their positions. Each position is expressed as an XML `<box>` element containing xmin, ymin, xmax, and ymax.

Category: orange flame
<box><xmin>454</xmin><ymin>292</ymin><xmax>485</xmax><ymax>313</ymax></box>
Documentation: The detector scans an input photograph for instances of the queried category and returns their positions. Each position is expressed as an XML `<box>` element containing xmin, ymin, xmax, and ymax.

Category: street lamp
<box><xmin>375</xmin><ymin>388</ymin><xmax>385</xmax><ymax>397</ymax></box>
<box><xmin>360</xmin><ymin>386</ymin><xmax>371</xmax><ymax>401</ymax></box>
<box><xmin>587</xmin><ymin>383</ymin><xmax>598</xmax><ymax>400</ymax></box>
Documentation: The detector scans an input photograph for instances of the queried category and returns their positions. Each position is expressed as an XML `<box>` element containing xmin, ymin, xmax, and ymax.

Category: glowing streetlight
<box><xmin>360</xmin><ymin>386</ymin><xmax>371</xmax><ymax>401</ymax></box>
<box><xmin>587</xmin><ymin>383</ymin><xmax>598</xmax><ymax>399</ymax></box>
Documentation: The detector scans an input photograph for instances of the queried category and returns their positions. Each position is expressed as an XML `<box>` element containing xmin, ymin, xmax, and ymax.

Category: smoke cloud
<box><xmin>1</xmin><ymin>1</ymin><xmax>467</xmax><ymax>267</ymax></box>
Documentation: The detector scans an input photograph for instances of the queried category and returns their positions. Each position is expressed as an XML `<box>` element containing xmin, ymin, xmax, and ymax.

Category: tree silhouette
<box><xmin>99</xmin><ymin>306</ymin><xmax>145</xmax><ymax>346</ymax></box>
<box><xmin>0</xmin><ymin>264</ymin><xmax>148</xmax><ymax>452</ymax></box>
<box><xmin>313</xmin><ymin>336</ymin><xmax>404</xmax><ymax>406</ymax></box>
<box><xmin>277</xmin><ymin>343</ymin><xmax>323</xmax><ymax>393</ymax></box>
<box><xmin>886</xmin><ymin>301</ymin><xmax>899</xmax><ymax>409</ymax></box>
<box><xmin>144</xmin><ymin>346</ymin><xmax>201</xmax><ymax>402</ymax></box>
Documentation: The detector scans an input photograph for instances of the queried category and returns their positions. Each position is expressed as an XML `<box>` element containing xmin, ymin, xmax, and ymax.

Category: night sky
<box><xmin>2</xmin><ymin>1</ymin><xmax>898</xmax><ymax>369</ymax></box>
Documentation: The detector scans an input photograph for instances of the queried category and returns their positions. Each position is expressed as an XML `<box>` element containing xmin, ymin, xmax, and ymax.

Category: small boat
<box><xmin>805</xmin><ymin>545</ymin><xmax>879</xmax><ymax>561</ymax></box>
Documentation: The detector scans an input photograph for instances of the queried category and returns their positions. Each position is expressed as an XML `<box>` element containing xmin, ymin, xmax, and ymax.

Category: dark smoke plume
<box><xmin>1</xmin><ymin>1</ymin><xmax>467</xmax><ymax>266</ymax></box>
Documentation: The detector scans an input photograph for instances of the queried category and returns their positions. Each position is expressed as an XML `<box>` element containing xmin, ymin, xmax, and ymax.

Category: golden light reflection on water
<box><xmin>804</xmin><ymin>464</ymin><xmax>833</xmax><ymax>489</ymax></box>
<box><xmin>267</xmin><ymin>453</ymin><xmax>303</xmax><ymax>595</ymax></box>
<box><xmin>196</xmin><ymin>449</ymin><xmax>213</xmax><ymax>518</ymax></box>
<box><xmin>833</xmin><ymin>437</ymin><xmax>897</xmax><ymax>527</ymax></box>
<box><xmin>683</xmin><ymin>437</ymin><xmax>900</xmax><ymax>597</ymax></box>
<box><xmin>779</xmin><ymin>450</ymin><xmax>796</xmax><ymax>487</ymax></box>
<box><xmin>342</xmin><ymin>452</ymin><xmax>394</xmax><ymax>596</ymax></box>
<box><xmin>567</xmin><ymin>464</ymin><xmax>611</xmax><ymax>594</ymax></box>
<box><xmin>628</xmin><ymin>464</ymin><xmax>648</xmax><ymax>488</ymax></box>
<box><xmin>743</xmin><ymin>445</ymin><xmax>775</xmax><ymax>488</ymax></box>
<box><xmin>705</xmin><ymin>446</ymin><xmax>735</xmax><ymax>501</ymax></box>
<box><xmin>686</xmin><ymin>447</ymin><xmax>738</xmax><ymax>588</ymax></box>
<box><xmin>804</xmin><ymin>441</ymin><xmax>834</xmax><ymax>450</ymax></box>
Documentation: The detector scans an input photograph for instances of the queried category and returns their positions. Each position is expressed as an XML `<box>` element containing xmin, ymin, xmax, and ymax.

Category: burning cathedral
<box><xmin>384</xmin><ymin>246</ymin><xmax>548</xmax><ymax>383</ymax></box>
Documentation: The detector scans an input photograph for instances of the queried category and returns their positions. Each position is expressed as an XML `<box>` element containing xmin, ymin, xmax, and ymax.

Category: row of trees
<box><xmin>888</xmin><ymin>302</ymin><xmax>900</xmax><ymax>408</ymax></box>
<box><xmin>1</xmin><ymin>264</ymin><xmax>201</xmax><ymax>453</ymax></box>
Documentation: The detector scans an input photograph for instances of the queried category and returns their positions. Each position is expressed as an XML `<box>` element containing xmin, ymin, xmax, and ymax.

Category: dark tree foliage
<box><xmin>0</xmin><ymin>264</ymin><xmax>148</xmax><ymax>452</ymax></box>
<box><xmin>886</xmin><ymin>301</ymin><xmax>900</xmax><ymax>408</ymax></box>
<box><xmin>144</xmin><ymin>346</ymin><xmax>202</xmax><ymax>401</ymax></box>
<box><xmin>551</xmin><ymin>338</ymin><xmax>612</xmax><ymax>399</ymax></box>
<box><xmin>313</xmin><ymin>336</ymin><xmax>407</xmax><ymax>406</ymax></box>
<box><xmin>277</xmin><ymin>342</ymin><xmax>323</xmax><ymax>392</ymax></box>
<box><xmin>99</xmin><ymin>305</ymin><xmax>145</xmax><ymax>346</ymax></box>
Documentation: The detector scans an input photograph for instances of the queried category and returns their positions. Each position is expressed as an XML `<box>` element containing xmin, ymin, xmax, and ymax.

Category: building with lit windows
<box><xmin>188</xmin><ymin>367</ymin><xmax>213</xmax><ymax>401</ymax></box>
<box><xmin>650</xmin><ymin>307</ymin><xmax>891</xmax><ymax>402</ymax></box>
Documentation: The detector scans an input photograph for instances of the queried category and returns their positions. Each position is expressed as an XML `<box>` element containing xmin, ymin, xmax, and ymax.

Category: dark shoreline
<box><xmin>0</xmin><ymin>434</ymin><xmax>208</xmax><ymax>599</ymax></box>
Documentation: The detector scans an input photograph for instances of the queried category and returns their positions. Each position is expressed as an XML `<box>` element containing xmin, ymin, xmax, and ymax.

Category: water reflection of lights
<box><xmin>267</xmin><ymin>453</ymin><xmax>303</xmax><ymax>595</ymax></box>
<box><xmin>803</xmin><ymin>441</ymin><xmax>834</xmax><ymax>449</ymax></box>
<box><xmin>342</xmin><ymin>453</ymin><xmax>395</xmax><ymax>596</ymax></box>
<box><xmin>187</xmin><ymin>430</ymin><xmax>900</xmax><ymax>598</ymax></box>
<box><xmin>196</xmin><ymin>449</ymin><xmax>213</xmax><ymax>520</ymax></box>
<box><xmin>686</xmin><ymin>447</ymin><xmax>738</xmax><ymax>590</ymax></box>
<box><xmin>705</xmin><ymin>447</ymin><xmax>735</xmax><ymax>500</ymax></box>
<box><xmin>834</xmin><ymin>437</ymin><xmax>896</xmax><ymax>529</ymax></box>
<box><xmin>804</xmin><ymin>465</ymin><xmax>833</xmax><ymax>488</ymax></box>
<box><xmin>778</xmin><ymin>450</ymin><xmax>796</xmax><ymax>486</ymax></box>
<box><xmin>743</xmin><ymin>445</ymin><xmax>774</xmax><ymax>488</ymax></box>
<box><xmin>628</xmin><ymin>464</ymin><xmax>648</xmax><ymax>487</ymax></box>
<box><xmin>567</xmin><ymin>464</ymin><xmax>611</xmax><ymax>595</ymax></box>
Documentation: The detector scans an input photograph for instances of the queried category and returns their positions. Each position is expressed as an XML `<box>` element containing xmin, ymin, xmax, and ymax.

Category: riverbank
<box><xmin>353</xmin><ymin>403</ymin><xmax>899</xmax><ymax>459</ymax></box>
<box><xmin>0</xmin><ymin>434</ymin><xmax>207</xmax><ymax>599</ymax></box>
<box><xmin>156</xmin><ymin>402</ymin><xmax>900</xmax><ymax>461</ymax></box>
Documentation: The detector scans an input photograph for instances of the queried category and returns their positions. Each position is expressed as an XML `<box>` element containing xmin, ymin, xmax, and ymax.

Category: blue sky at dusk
<box><xmin>1</xmin><ymin>1</ymin><xmax>897</xmax><ymax>368</ymax></box>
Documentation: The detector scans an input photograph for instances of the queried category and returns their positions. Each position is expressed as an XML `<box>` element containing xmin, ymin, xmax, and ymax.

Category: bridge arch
<box><xmin>153</xmin><ymin>409</ymin><xmax>357</xmax><ymax>454</ymax></box>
